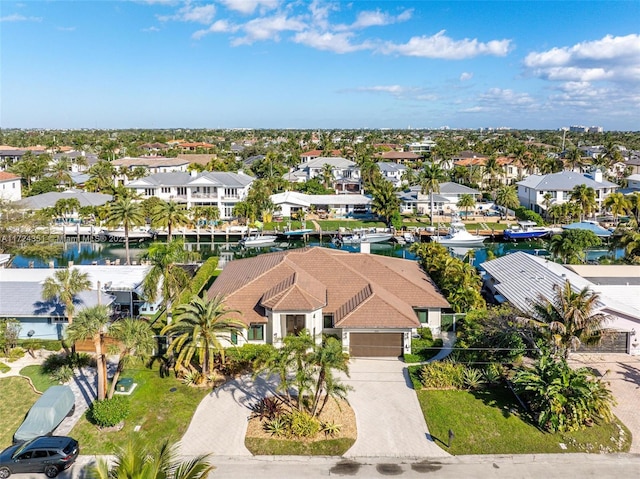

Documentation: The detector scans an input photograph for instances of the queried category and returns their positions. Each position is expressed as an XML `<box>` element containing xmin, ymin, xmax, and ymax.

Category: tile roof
<box><xmin>377</xmin><ymin>151</ymin><xmax>421</xmax><ymax>160</ymax></box>
<box><xmin>0</xmin><ymin>172</ymin><xmax>20</xmax><ymax>181</ymax></box>
<box><xmin>207</xmin><ymin>247</ymin><xmax>448</xmax><ymax>329</ymax></box>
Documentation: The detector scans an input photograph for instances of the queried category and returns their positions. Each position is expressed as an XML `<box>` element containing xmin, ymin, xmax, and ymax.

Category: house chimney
<box><xmin>593</xmin><ymin>169</ymin><xmax>603</xmax><ymax>183</ymax></box>
<box><xmin>360</xmin><ymin>242</ymin><xmax>371</xmax><ymax>254</ymax></box>
<box><xmin>97</xmin><ymin>281</ymin><xmax>101</xmax><ymax>305</ymax></box>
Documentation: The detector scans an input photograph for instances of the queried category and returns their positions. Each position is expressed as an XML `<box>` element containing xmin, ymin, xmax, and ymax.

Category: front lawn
<box><xmin>70</xmin><ymin>365</ymin><xmax>209</xmax><ymax>454</ymax></box>
<box><xmin>0</xmin><ymin>362</ymin><xmax>9</xmax><ymax>373</ymax></box>
<box><xmin>0</xmin><ymin>377</ymin><xmax>40</xmax><ymax>445</ymax></box>
<box><xmin>418</xmin><ymin>386</ymin><xmax>630</xmax><ymax>455</ymax></box>
<box><xmin>20</xmin><ymin>364</ymin><xmax>58</xmax><ymax>393</ymax></box>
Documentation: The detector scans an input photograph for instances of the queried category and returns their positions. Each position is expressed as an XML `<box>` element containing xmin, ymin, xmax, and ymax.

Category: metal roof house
<box><xmin>481</xmin><ymin>251</ymin><xmax>640</xmax><ymax>354</ymax></box>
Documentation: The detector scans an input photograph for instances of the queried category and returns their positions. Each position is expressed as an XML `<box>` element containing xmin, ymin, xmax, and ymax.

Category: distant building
<box><xmin>0</xmin><ymin>172</ymin><xmax>22</xmax><ymax>202</ymax></box>
<box><xmin>398</xmin><ymin>182</ymin><xmax>481</xmax><ymax>215</ymax></box>
<box><xmin>377</xmin><ymin>162</ymin><xmax>407</xmax><ymax>188</ymax></box>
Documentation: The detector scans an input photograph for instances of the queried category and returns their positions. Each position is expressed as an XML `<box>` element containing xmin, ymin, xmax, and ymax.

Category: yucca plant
<box><xmin>462</xmin><ymin>367</ymin><xmax>485</xmax><ymax>390</ymax></box>
<box><xmin>321</xmin><ymin>421</ymin><xmax>342</xmax><ymax>437</ymax></box>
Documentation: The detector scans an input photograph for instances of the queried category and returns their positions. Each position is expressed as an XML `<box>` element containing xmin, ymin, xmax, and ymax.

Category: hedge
<box><xmin>173</xmin><ymin>257</ymin><xmax>219</xmax><ymax>313</ymax></box>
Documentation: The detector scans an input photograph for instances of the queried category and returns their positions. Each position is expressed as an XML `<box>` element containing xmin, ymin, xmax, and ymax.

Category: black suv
<box><xmin>0</xmin><ymin>436</ymin><xmax>79</xmax><ymax>478</ymax></box>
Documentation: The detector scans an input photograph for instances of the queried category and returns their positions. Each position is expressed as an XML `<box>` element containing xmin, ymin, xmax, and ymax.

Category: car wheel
<box><xmin>44</xmin><ymin>466</ymin><xmax>59</xmax><ymax>478</ymax></box>
<box><xmin>0</xmin><ymin>467</ymin><xmax>11</xmax><ymax>479</ymax></box>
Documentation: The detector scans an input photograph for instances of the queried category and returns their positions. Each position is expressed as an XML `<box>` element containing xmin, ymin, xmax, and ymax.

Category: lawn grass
<box><xmin>245</xmin><ymin>437</ymin><xmax>355</xmax><ymax>456</ymax></box>
<box><xmin>69</xmin><ymin>364</ymin><xmax>209</xmax><ymax>454</ymax></box>
<box><xmin>418</xmin><ymin>386</ymin><xmax>631</xmax><ymax>455</ymax></box>
<box><xmin>20</xmin><ymin>364</ymin><xmax>58</xmax><ymax>393</ymax></box>
<box><xmin>0</xmin><ymin>362</ymin><xmax>9</xmax><ymax>373</ymax></box>
<box><xmin>0</xmin><ymin>377</ymin><xmax>40</xmax><ymax>445</ymax></box>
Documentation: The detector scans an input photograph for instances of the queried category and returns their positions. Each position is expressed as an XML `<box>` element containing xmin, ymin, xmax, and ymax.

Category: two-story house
<box><xmin>125</xmin><ymin>171</ymin><xmax>254</xmax><ymax>218</ymax></box>
<box><xmin>517</xmin><ymin>169</ymin><xmax>618</xmax><ymax>215</ymax></box>
<box><xmin>290</xmin><ymin>157</ymin><xmax>362</xmax><ymax>194</ymax></box>
<box><xmin>0</xmin><ymin>172</ymin><xmax>22</xmax><ymax>201</ymax></box>
<box><xmin>377</xmin><ymin>162</ymin><xmax>407</xmax><ymax>188</ymax></box>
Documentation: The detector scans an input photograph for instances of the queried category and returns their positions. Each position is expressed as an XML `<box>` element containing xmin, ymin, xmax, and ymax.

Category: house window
<box><xmin>230</xmin><ymin>331</ymin><xmax>238</xmax><ymax>345</ymax></box>
<box><xmin>414</xmin><ymin>309</ymin><xmax>428</xmax><ymax>324</ymax></box>
<box><xmin>247</xmin><ymin>325</ymin><xmax>264</xmax><ymax>341</ymax></box>
<box><xmin>144</xmin><ymin>188</ymin><xmax>156</xmax><ymax>196</ymax></box>
<box><xmin>323</xmin><ymin>314</ymin><xmax>334</xmax><ymax>328</ymax></box>
<box><xmin>177</xmin><ymin>187</ymin><xmax>186</xmax><ymax>195</ymax></box>
<box><xmin>161</xmin><ymin>187</ymin><xmax>170</xmax><ymax>194</ymax></box>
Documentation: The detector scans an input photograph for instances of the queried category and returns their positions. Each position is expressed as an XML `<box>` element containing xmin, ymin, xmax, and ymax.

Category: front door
<box><xmin>286</xmin><ymin>315</ymin><xmax>305</xmax><ymax>336</ymax></box>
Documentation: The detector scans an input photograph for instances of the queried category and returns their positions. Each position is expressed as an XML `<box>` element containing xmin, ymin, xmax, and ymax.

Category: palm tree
<box><xmin>106</xmin><ymin>318</ymin><xmax>155</xmax><ymax>399</ymax></box>
<box><xmin>105</xmin><ymin>196</ymin><xmax>145</xmax><ymax>265</ymax></box>
<box><xmin>457</xmin><ymin>194</ymin><xmax>476</xmax><ymax>219</ymax></box>
<box><xmin>527</xmin><ymin>280</ymin><xmax>609</xmax><ymax>358</ymax></box>
<box><xmin>565</xmin><ymin>147</ymin><xmax>585</xmax><ymax>171</ymax></box>
<box><xmin>603</xmin><ymin>192</ymin><xmax>630</xmax><ymax>224</ymax></box>
<box><xmin>495</xmin><ymin>185</ymin><xmax>520</xmax><ymax>219</ymax></box>
<box><xmin>66</xmin><ymin>305</ymin><xmax>111</xmax><ymax>401</ymax></box>
<box><xmin>569</xmin><ymin>184</ymin><xmax>597</xmax><ymax>221</ymax></box>
<box><xmin>370</xmin><ymin>178</ymin><xmax>400</xmax><ymax>226</ymax></box>
<box><xmin>89</xmin><ymin>439</ymin><xmax>213</xmax><ymax>479</ymax></box>
<box><xmin>142</xmin><ymin>239</ymin><xmax>197</xmax><ymax>323</ymax></box>
<box><xmin>542</xmin><ymin>192</ymin><xmax>554</xmax><ymax>218</ymax></box>
<box><xmin>151</xmin><ymin>200</ymin><xmax>190</xmax><ymax>242</ymax></box>
<box><xmin>420</xmin><ymin>163</ymin><xmax>446</xmax><ymax>225</ymax></box>
<box><xmin>482</xmin><ymin>155</ymin><xmax>503</xmax><ymax>193</ymax></box>
<box><xmin>309</xmin><ymin>337</ymin><xmax>350</xmax><ymax>416</ymax></box>
<box><xmin>320</xmin><ymin>163</ymin><xmax>334</xmax><ymax>189</ymax></box>
<box><xmin>161</xmin><ymin>294</ymin><xmax>245</xmax><ymax>375</ymax></box>
<box><xmin>41</xmin><ymin>268</ymin><xmax>92</xmax><ymax>325</ymax></box>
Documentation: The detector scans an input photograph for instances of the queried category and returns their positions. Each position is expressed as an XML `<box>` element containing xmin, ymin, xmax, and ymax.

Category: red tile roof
<box><xmin>0</xmin><ymin>172</ymin><xmax>20</xmax><ymax>181</ymax></box>
<box><xmin>207</xmin><ymin>247</ymin><xmax>448</xmax><ymax>329</ymax></box>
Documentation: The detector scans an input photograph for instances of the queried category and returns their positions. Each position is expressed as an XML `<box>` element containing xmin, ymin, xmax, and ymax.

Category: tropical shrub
<box><xmin>419</xmin><ymin>361</ymin><xmax>466</xmax><ymax>389</ymax></box>
<box><xmin>416</xmin><ymin>327</ymin><xmax>433</xmax><ymax>341</ymax></box>
<box><xmin>7</xmin><ymin>347</ymin><xmax>25</xmax><ymax>361</ymax></box>
<box><xmin>483</xmin><ymin>362</ymin><xmax>505</xmax><ymax>385</ymax></box>
<box><xmin>50</xmin><ymin>365</ymin><xmax>74</xmax><ymax>383</ymax></box>
<box><xmin>515</xmin><ymin>207</ymin><xmax>545</xmax><ymax>225</ymax></box>
<box><xmin>462</xmin><ymin>367</ymin><xmax>485</xmax><ymax>390</ymax></box>
<box><xmin>287</xmin><ymin>410</ymin><xmax>321</xmax><ymax>438</ymax></box>
<box><xmin>250</xmin><ymin>397</ymin><xmax>284</xmax><ymax>421</ymax></box>
<box><xmin>321</xmin><ymin>421</ymin><xmax>342</xmax><ymax>437</ymax></box>
<box><xmin>223</xmin><ymin>343</ymin><xmax>275</xmax><ymax>375</ymax></box>
<box><xmin>264</xmin><ymin>417</ymin><xmax>288</xmax><ymax>437</ymax></box>
<box><xmin>89</xmin><ymin>396</ymin><xmax>130</xmax><ymax>427</ymax></box>
<box><xmin>513</xmin><ymin>354</ymin><xmax>615</xmax><ymax>432</ymax></box>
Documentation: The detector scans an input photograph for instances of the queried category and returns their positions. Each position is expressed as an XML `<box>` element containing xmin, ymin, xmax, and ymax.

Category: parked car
<box><xmin>13</xmin><ymin>386</ymin><xmax>75</xmax><ymax>443</ymax></box>
<box><xmin>0</xmin><ymin>436</ymin><xmax>79</xmax><ymax>478</ymax></box>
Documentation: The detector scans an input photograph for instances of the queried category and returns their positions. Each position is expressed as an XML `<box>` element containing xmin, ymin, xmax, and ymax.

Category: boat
<box><xmin>403</xmin><ymin>232</ymin><xmax>417</xmax><ymax>244</ymax></box>
<box><xmin>333</xmin><ymin>229</ymin><xmax>394</xmax><ymax>246</ymax></box>
<box><xmin>503</xmin><ymin>221</ymin><xmax>552</xmax><ymax>241</ymax></box>
<box><xmin>283</xmin><ymin>228</ymin><xmax>314</xmax><ymax>237</ymax></box>
<box><xmin>98</xmin><ymin>228</ymin><xmax>156</xmax><ymax>243</ymax></box>
<box><xmin>430</xmin><ymin>218</ymin><xmax>486</xmax><ymax>247</ymax></box>
<box><xmin>239</xmin><ymin>234</ymin><xmax>278</xmax><ymax>247</ymax></box>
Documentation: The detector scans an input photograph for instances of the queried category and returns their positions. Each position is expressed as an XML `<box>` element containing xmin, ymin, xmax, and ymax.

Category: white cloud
<box><xmin>232</xmin><ymin>14</ymin><xmax>305</xmax><ymax>45</ymax></box>
<box><xmin>142</xmin><ymin>26</ymin><xmax>161</xmax><ymax>32</ymax></box>
<box><xmin>351</xmin><ymin>8</ymin><xmax>412</xmax><ymax>29</ymax></box>
<box><xmin>308</xmin><ymin>0</ymin><xmax>337</xmax><ymax>31</ymax></box>
<box><xmin>350</xmin><ymin>85</ymin><xmax>436</xmax><ymax>101</ymax></box>
<box><xmin>460</xmin><ymin>88</ymin><xmax>536</xmax><ymax>114</ymax></box>
<box><xmin>192</xmin><ymin>19</ymin><xmax>239</xmax><ymax>39</ymax></box>
<box><xmin>524</xmin><ymin>34</ymin><xmax>640</xmax><ymax>83</ymax></box>
<box><xmin>219</xmin><ymin>0</ymin><xmax>280</xmax><ymax>15</ymax></box>
<box><xmin>381</xmin><ymin>30</ymin><xmax>511</xmax><ymax>59</ymax></box>
<box><xmin>0</xmin><ymin>13</ymin><xmax>42</xmax><ymax>22</ymax></box>
<box><xmin>56</xmin><ymin>26</ymin><xmax>76</xmax><ymax>32</ymax></box>
<box><xmin>158</xmin><ymin>1</ymin><xmax>216</xmax><ymax>24</ymax></box>
<box><xmin>293</xmin><ymin>30</ymin><xmax>369</xmax><ymax>54</ymax></box>
<box><xmin>460</xmin><ymin>72</ymin><xmax>473</xmax><ymax>81</ymax></box>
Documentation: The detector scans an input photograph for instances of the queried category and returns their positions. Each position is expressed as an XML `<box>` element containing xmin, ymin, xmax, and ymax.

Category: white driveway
<box><xmin>343</xmin><ymin>358</ymin><xmax>450</xmax><ymax>458</ymax></box>
<box><xmin>179</xmin><ymin>374</ymin><xmax>279</xmax><ymax>456</ymax></box>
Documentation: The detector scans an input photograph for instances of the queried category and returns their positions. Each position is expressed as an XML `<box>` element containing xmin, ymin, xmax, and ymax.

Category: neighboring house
<box><xmin>454</xmin><ymin>155</ymin><xmax>529</xmax><ymax>186</ymax></box>
<box><xmin>177</xmin><ymin>142</ymin><xmax>215</xmax><ymax>152</ymax></box>
<box><xmin>113</xmin><ymin>157</ymin><xmax>191</xmax><ymax>184</ymax></box>
<box><xmin>517</xmin><ymin>170</ymin><xmax>618</xmax><ymax>215</ymax></box>
<box><xmin>0</xmin><ymin>268</ymin><xmax>114</xmax><ymax>340</ymax></box>
<box><xmin>406</xmin><ymin>140</ymin><xmax>436</xmax><ymax>154</ymax></box>
<box><xmin>126</xmin><ymin>171</ymin><xmax>254</xmax><ymax>217</ymax></box>
<box><xmin>0</xmin><ymin>147</ymin><xmax>26</xmax><ymax>170</ymax></box>
<box><xmin>397</xmin><ymin>182</ymin><xmax>481</xmax><ymax>215</ymax></box>
<box><xmin>52</xmin><ymin>151</ymin><xmax>98</xmax><ymax>172</ymax></box>
<box><xmin>288</xmin><ymin>157</ymin><xmax>362</xmax><ymax>194</ymax></box>
<box><xmin>300</xmin><ymin>149</ymin><xmax>342</xmax><ymax>163</ymax></box>
<box><xmin>376</xmin><ymin>151</ymin><xmax>422</xmax><ymax>165</ymax></box>
<box><xmin>377</xmin><ymin>162</ymin><xmax>407</xmax><ymax>188</ymax></box>
<box><xmin>0</xmin><ymin>172</ymin><xmax>22</xmax><ymax>201</ymax></box>
<box><xmin>207</xmin><ymin>247</ymin><xmax>450</xmax><ymax>357</ymax></box>
<box><xmin>16</xmin><ymin>189</ymin><xmax>112</xmax><ymax>211</ymax></box>
<box><xmin>625</xmin><ymin>155</ymin><xmax>640</xmax><ymax>175</ymax></box>
<box><xmin>139</xmin><ymin>142</ymin><xmax>169</xmax><ymax>155</ymax></box>
<box><xmin>270</xmin><ymin>191</ymin><xmax>371</xmax><ymax>217</ymax></box>
<box><xmin>481</xmin><ymin>252</ymin><xmax>640</xmax><ymax>355</ymax></box>
<box><xmin>627</xmin><ymin>174</ymin><xmax>640</xmax><ymax>191</ymax></box>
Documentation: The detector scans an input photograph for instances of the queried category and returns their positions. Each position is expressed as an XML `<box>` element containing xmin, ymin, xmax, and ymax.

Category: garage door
<box><xmin>349</xmin><ymin>332</ymin><xmax>403</xmax><ymax>357</ymax></box>
<box><xmin>577</xmin><ymin>331</ymin><xmax>629</xmax><ymax>354</ymax></box>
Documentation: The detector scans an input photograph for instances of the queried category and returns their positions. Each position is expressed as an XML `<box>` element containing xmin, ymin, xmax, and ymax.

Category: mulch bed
<box><xmin>245</xmin><ymin>396</ymin><xmax>357</xmax><ymax>443</ymax></box>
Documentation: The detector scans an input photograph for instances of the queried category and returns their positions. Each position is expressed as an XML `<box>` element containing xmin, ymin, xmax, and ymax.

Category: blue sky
<box><xmin>2</xmin><ymin>1</ymin><xmax>639</xmax><ymax>130</ymax></box>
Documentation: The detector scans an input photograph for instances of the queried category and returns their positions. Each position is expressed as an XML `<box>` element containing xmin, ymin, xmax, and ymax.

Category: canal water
<box><xmin>7</xmin><ymin>237</ymin><xmax>619</xmax><ymax>269</ymax></box>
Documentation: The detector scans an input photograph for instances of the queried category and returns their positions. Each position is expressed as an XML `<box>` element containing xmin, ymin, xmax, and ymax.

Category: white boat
<box><xmin>239</xmin><ymin>234</ymin><xmax>278</xmax><ymax>247</ymax></box>
<box><xmin>503</xmin><ymin>221</ymin><xmax>551</xmax><ymax>240</ymax></box>
<box><xmin>431</xmin><ymin>220</ymin><xmax>486</xmax><ymax>247</ymax></box>
<box><xmin>333</xmin><ymin>230</ymin><xmax>394</xmax><ymax>245</ymax></box>
<box><xmin>403</xmin><ymin>232</ymin><xmax>417</xmax><ymax>244</ymax></box>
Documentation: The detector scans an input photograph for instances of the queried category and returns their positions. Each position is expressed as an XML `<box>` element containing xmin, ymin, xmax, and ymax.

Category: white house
<box><xmin>0</xmin><ymin>172</ymin><xmax>22</xmax><ymax>201</ymax></box>
<box><xmin>126</xmin><ymin>171</ymin><xmax>254</xmax><ymax>218</ymax></box>
<box><xmin>113</xmin><ymin>157</ymin><xmax>191</xmax><ymax>185</ymax></box>
<box><xmin>287</xmin><ymin>157</ymin><xmax>362</xmax><ymax>194</ymax></box>
<box><xmin>397</xmin><ymin>182</ymin><xmax>481</xmax><ymax>215</ymax></box>
<box><xmin>626</xmin><ymin>174</ymin><xmax>640</xmax><ymax>191</ymax></box>
<box><xmin>270</xmin><ymin>191</ymin><xmax>371</xmax><ymax>218</ymax></box>
<box><xmin>517</xmin><ymin>170</ymin><xmax>618</xmax><ymax>215</ymax></box>
<box><xmin>377</xmin><ymin>162</ymin><xmax>407</xmax><ymax>188</ymax></box>
<box><xmin>481</xmin><ymin>252</ymin><xmax>640</xmax><ymax>355</ymax></box>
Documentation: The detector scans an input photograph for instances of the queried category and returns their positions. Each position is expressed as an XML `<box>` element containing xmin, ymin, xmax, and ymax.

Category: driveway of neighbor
<box><xmin>179</xmin><ymin>374</ymin><xmax>280</xmax><ymax>456</ymax></box>
<box><xmin>569</xmin><ymin>353</ymin><xmax>640</xmax><ymax>454</ymax></box>
<box><xmin>342</xmin><ymin>358</ymin><xmax>450</xmax><ymax>458</ymax></box>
